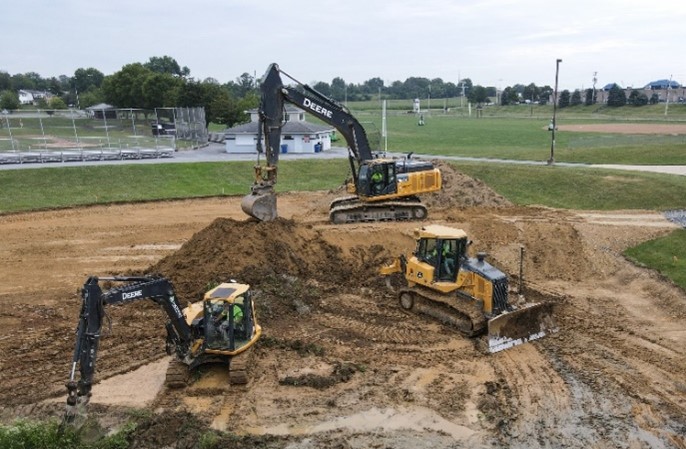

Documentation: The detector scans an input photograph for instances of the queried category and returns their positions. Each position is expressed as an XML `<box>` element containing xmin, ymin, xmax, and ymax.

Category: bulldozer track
<box><xmin>398</xmin><ymin>286</ymin><xmax>487</xmax><ymax>337</ymax></box>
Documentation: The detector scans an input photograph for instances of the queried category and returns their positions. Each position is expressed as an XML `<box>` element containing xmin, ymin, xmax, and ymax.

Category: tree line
<box><xmin>0</xmin><ymin>56</ymin><xmax>659</xmax><ymax>127</ymax></box>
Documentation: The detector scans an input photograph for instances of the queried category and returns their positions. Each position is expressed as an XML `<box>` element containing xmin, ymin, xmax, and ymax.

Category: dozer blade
<box><xmin>487</xmin><ymin>302</ymin><xmax>557</xmax><ymax>353</ymax></box>
<box><xmin>241</xmin><ymin>186</ymin><xmax>277</xmax><ymax>221</ymax></box>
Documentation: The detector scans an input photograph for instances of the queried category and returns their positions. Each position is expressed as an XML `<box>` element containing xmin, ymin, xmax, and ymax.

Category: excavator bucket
<box><xmin>241</xmin><ymin>186</ymin><xmax>277</xmax><ymax>221</ymax></box>
<box><xmin>487</xmin><ymin>302</ymin><xmax>557</xmax><ymax>353</ymax></box>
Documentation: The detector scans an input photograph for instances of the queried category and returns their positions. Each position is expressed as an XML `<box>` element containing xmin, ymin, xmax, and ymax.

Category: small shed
<box><xmin>86</xmin><ymin>103</ymin><xmax>117</xmax><ymax>119</ymax></box>
<box><xmin>224</xmin><ymin>105</ymin><xmax>334</xmax><ymax>154</ymax></box>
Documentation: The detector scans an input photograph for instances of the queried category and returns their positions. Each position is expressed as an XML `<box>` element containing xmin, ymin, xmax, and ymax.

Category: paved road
<box><xmin>1</xmin><ymin>143</ymin><xmax>686</xmax><ymax>176</ymax></box>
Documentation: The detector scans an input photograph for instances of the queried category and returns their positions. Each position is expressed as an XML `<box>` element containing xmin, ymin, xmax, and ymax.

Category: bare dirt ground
<box><xmin>1</xmin><ymin>164</ymin><xmax>685</xmax><ymax>448</ymax></box>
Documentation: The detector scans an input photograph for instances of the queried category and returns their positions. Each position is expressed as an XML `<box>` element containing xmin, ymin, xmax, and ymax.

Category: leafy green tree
<box><xmin>312</xmin><ymin>81</ymin><xmax>331</xmax><ymax>97</ymax></box>
<box><xmin>628</xmin><ymin>90</ymin><xmax>648</xmax><ymax>106</ymax></box>
<box><xmin>402</xmin><ymin>77</ymin><xmax>430</xmax><ymax>100</ymax></box>
<box><xmin>48</xmin><ymin>96</ymin><xmax>67</xmax><ymax>109</ymax></box>
<box><xmin>458</xmin><ymin>78</ymin><xmax>472</xmax><ymax>99</ymax></box>
<box><xmin>102</xmin><ymin>63</ymin><xmax>152</xmax><ymax>108</ymax></box>
<box><xmin>522</xmin><ymin>83</ymin><xmax>539</xmax><ymax>103</ymax></box>
<box><xmin>73</xmin><ymin>67</ymin><xmax>104</xmax><ymax>93</ymax></box>
<box><xmin>570</xmin><ymin>89</ymin><xmax>582</xmax><ymax>106</ymax></box>
<box><xmin>177</xmin><ymin>79</ymin><xmax>205</xmax><ymax>107</ymax></box>
<box><xmin>330</xmin><ymin>77</ymin><xmax>346</xmax><ymax>101</ymax></box>
<box><xmin>0</xmin><ymin>71</ymin><xmax>11</xmax><ymax>91</ymax></box>
<box><xmin>607</xmin><ymin>85</ymin><xmax>626</xmax><ymax>107</ymax></box>
<box><xmin>228</xmin><ymin>72</ymin><xmax>257</xmax><ymax>98</ymax></box>
<box><xmin>558</xmin><ymin>90</ymin><xmax>570</xmax><ymax>108</ymax></box>
<box><xmin>10</xmin><ymin>72</ymin><xmax>46</xmax><ymax>90</ymax></box>
<box><xmin>650</xmin><ymin>93</ymin><xmax>659</xmax><ymax>104</ymax></box>
<box><xmin>144</xmin><ymin>56</ymin><xmax>189</xmax><ymax>77</ymax></box>
<box><xmin>500</xmin><ymin>86</ymin><xmax>518</xmax><ymax>105</ymax></box>
<box><xmin>584</xmin><ymin>88</ymin><xmax>594</xmax><ymax>106</ymax></box>
<box><xmin>35</xmin><ymin>97</ymin><xmax>48</xmax><ymax>109</ymax></box>
<box><xmin>0</xmin><ymin>90</ymin><xmax>20</xmax><ymax>109</ymax></box>
<box><xmin>468</xmin><ymin>85</ymin><xmax>489</xmax><ymax>104</ymax></box>
<box><xmin>362</xmin><ymin>77</ymin><xmax>384</xmax><ymax>95</ymax></box>
<box><xmin>141</xmin><ymin>73</ymin><xmax>182</xmax><ymax>108</ymax></box>
<box><xmin>78</xmin><ymin>90</ymin><xmax>104</xmax><ymax>108</ymax></box>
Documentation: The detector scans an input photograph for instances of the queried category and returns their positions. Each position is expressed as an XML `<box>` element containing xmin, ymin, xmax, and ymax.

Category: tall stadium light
<box><xmin>548</xmin><ymin>58</ymin><xmax>562</xmax><ymax>165</ymax></box>
<box><xmin>665</xmin><ymin>74</ymin><xmax>673</xmax><ymax>116</ymax></box>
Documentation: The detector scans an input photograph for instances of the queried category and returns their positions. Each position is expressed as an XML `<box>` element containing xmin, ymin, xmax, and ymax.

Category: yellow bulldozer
<box><xmin>380</xmin><ymin>224</ymin><xmax>557</xmax><ymax>352</ymax></box>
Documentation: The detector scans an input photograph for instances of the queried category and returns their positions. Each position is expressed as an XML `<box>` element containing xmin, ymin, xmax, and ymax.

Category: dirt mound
<box><xmin>423</xmin><ymin>161</ymin><xmax>512</xmax><ymax>209</ymax></box>
<box><xmin>150</xmin><ymin>217</ymin><xmax>391</xmax><ymax>325</ymax></box>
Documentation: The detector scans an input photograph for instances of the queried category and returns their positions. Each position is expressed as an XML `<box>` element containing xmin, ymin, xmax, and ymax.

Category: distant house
<box><xmin>86</xmin><ymin>103</ymin><xmax>117</xmax><ymax>119</ymax></box>
<box><xmin>643</xmin><ymin>79</ymin><xmax>681</xmax><ymax>90</ymax></box>
<box><xmin>17</xmin><ymin>89</ymin><xmax>52</xmax><ymax>105</ymax></box>
<box><xmin>18</xmin><ymin>90</ymin><xmax>34</xmax><ymax>105</ymax></box>
<box><xmin>224</xmin><ymin>105</ymin><xmax>334</xmax><ymax>154</ymax></box>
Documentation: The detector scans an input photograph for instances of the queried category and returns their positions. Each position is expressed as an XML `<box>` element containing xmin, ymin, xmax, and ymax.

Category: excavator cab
<box><xmin>357</xmin><ymin>161</ymin><xmax>398</xmax><ymax>197</ymax></box>
<box><xmin>200</xmin><ymin>283</ymin><xmax>257</xmax><ymax>353</ymax></box>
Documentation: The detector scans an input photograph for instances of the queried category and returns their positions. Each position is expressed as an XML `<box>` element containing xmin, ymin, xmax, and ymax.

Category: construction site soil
<box><xmin>1</xmin><ymin>163</ymin><xmax>685</xmax><ymax>448</ymax></box>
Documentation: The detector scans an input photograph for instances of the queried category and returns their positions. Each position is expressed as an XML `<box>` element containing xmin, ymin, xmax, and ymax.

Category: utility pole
<box><xmin>592</xmin><ymin>71</ymin><xmax>597</xmax><ymax>104</ymax></box>
<box><xmin>548</xmin><ymin>58</ymin><xmax>562</xmax><ymax>166</ymax></box>
<box><xmin>665</xmin><ymin>74</ymin><xmax>672</xmax><ymax>116</ymax></box>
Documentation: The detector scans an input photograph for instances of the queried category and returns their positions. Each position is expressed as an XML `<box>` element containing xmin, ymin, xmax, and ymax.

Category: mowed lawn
<box><xmin>352</xmin><ymin>113</ymin><xmax>686</xmax><ymax>165</ymax></box>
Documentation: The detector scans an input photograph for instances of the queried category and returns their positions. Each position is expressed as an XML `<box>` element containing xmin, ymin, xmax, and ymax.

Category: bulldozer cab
<box><xmin>414</xmin><ymin>229</ymin><xmax>469</xmax><ymax>282</ymax></box>
<box><xmin>203</xmin><ymin>283</ymin><xmax>254</xmax><ymax>351</ymax></box>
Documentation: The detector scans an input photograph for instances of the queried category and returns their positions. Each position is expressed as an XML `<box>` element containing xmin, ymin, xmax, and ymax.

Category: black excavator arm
<box><xmin>242</xmin><ymin>63</ymin><xmax>377</xmax><ymax>221</ymax></box>
<box><xmin>259</xmin><ymin>63</ymin><xmax>374</xmax><ymax>166</ymax></box>
<box><xmin>65</xmin><ymin>275</ymin><xmax>191</xmax><ymax>419</ymax></box>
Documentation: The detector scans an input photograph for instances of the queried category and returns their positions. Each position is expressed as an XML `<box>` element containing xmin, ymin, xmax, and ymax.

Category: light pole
<box><xmin>548</xmin><ymin>58</ymin><xmax>562</xmax><ymax>165</ymax></box>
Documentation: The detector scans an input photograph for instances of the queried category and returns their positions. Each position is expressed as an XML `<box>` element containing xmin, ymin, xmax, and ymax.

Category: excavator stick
<box><xmin>487</xmin><ymin>301</ymin><xmax>557</xmax><ymax>353</ymax></box>
<box><xmin>241</xmin><ymin>185</ymin><xmax>277</xmax><ymax>222</ymax></box>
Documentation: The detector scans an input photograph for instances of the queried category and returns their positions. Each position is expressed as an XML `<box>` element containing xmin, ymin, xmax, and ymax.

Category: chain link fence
<box><xmin>0</xmin><ymin>107</ymin><xmax>207</xmax><ymax>164</ymax></box>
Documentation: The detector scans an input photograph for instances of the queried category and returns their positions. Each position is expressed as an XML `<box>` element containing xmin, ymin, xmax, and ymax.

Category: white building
<box><xmin>224</xmin><ymin>105</ymin><xmax>334</xmax><ymax>154</ymax></box>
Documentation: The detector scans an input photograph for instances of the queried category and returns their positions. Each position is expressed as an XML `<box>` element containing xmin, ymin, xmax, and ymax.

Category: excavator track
<box><xmin>397</xmin><ymin>286</ymin><xmax>487</xmax><ymax>337</ymax></box>
<box><xmin>228</xmin><ymin>350</ymin><xmax>251</xmax><ymax>385</ymax></box>
<box><xmin>329</xmin><ymin>196</ymin><xmax>427</xmax><ymax>224</ymax></box>
<box><xmin>165</xmin><ymin>359</ymin><xmax>189</xmax><ymax>389</ymax></box>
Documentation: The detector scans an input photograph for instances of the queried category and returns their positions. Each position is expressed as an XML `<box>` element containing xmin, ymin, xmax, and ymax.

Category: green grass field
<box><xmin>624</xmin><ymin>229</ymin><xmax>686</xmax><ymax>290</ymax></box>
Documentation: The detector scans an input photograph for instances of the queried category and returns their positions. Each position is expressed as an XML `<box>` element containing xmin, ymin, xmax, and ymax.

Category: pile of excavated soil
<box><xmin>423</xmin><ymin>161</ymin><xmax>512</xmax><ymax>209</ymax></box>
<box><xmin>150</xmin><ymin>217</ymin><xmax>392</xmax><ymax>325</ymax></box>
<box><xmin>292</xmin><ymin>160</ymin><xmax>512</xmax><ymax>220</ymax></box>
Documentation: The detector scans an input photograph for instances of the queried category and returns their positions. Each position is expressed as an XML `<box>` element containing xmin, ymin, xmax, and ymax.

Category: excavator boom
<box><xmin>241</xmin><ymin>63</ymin><xmax>441</xmax><ymax>223</ymax></box>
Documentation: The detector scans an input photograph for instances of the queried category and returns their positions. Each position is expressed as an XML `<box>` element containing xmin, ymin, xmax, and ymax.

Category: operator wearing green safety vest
<box><xmin>216</xmin><ymin>300</ymin><xmax>244</xmax><ymax>342</ymax></box>
<box><xmin>431</xmin><ymin>243</ymin><xmax>455</xmax><ymax>279</ymax></box>
<box><xmin>370</xmin><ymin>168</ymin><xmax>383</xmax><ymax>194</ymax></box>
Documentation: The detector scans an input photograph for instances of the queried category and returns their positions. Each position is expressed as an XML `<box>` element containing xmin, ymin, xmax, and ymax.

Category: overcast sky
<box><xmin>2</xmin><ymin>0</ymin><xmax>685</xmax><ymax>92</ymax></box>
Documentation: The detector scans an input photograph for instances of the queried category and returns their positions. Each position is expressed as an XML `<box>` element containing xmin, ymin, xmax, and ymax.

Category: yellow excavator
<box><xmin>380</xmin><ymin>224</ymin><xmax>557</xmax><ymax>352</ymax></box>
<box><xmin>65</xmin><ymin>276</ymin><xmax>261</xmax><ymax>421</ymax></box>
<box><xmin>241</xmin><ymin>63</ymin><xmax>442</xmax><ymax>224</ymax></box>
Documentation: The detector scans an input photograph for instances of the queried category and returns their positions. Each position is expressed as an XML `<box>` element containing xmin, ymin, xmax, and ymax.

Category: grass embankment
<box><xmin>0</xmin><ymin>160</ymin><xmax>350</xmax><ymax>213</ymax></box>
<box><xmin>624</xmin><ymin>229</ymin><xmax>686</xmax><ymax>290</ymax></box>
<box><xmin>3</xmin><ymin>160</ymin><xmax>686</xmax><ymax>214</ymax></box>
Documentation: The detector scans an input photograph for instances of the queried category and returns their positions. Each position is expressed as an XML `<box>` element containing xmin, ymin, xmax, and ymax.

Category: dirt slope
<box><xmin>0</xmin><ymin>166</ymin><xmax>685</xmax><ymax>448</ymax></box>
